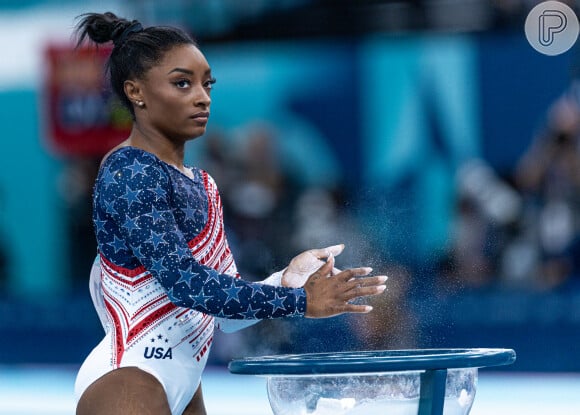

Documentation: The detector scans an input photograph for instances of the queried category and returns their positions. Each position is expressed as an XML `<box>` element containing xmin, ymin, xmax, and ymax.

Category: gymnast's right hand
<box><xmin>303</xmin><ymin>254</ymin><xmax>387</xmax><ymax>318</ymax></box>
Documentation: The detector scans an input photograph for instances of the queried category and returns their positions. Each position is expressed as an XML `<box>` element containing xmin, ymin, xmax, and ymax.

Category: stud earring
<box><xmin>135</xmin><ymin>100</ymin><xmax>145</xmax><ymax>108</ymax></box>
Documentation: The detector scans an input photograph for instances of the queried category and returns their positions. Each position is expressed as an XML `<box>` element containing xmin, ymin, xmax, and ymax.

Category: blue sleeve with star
<box><xmin>93</xmin><ymin>148</ymin><xmax>306</xmax><ymax>320</ymax></box>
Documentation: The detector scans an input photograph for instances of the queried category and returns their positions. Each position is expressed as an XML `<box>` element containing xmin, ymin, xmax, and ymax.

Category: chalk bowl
<box><xmin>265</xmin><ymin>368</ymin><xmax>475</xmax><ymax>415</ymax></box>
<box><xmin>228</xmin><ymin>348</ymin><xmax>516</xmax><ymax>415</ymax></box>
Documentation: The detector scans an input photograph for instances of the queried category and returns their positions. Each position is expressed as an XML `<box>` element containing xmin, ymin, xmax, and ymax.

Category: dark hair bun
<box><xmin>75</xmin><ymin>12</ymin><xmax>133</xmax><ymax>46</ymax></box>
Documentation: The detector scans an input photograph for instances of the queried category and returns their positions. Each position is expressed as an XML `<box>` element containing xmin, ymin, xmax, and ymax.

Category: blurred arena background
<box><xmin>1</xmin><ymin>0</ymin><xmax>580</xmax><ymax>413</ymax></box>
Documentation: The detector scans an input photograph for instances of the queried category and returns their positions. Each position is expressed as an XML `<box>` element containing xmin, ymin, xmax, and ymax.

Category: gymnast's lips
<box><xmin>190</xmin><ymin>111</ymin><xmax>209</xmax><ymax>122</ymax></box>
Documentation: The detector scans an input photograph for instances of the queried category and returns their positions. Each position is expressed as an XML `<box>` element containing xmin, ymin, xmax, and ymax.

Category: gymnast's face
<box><xmin>127</xmin><ymin>44</ymin><xmax>215</xmax><ymax>142</ymax></box>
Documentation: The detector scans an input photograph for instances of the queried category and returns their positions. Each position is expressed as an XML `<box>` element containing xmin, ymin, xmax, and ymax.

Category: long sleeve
<box><xmin>93</xmin><ymin>148</ymin><xmax>306</xmax><ymax>320</ymax></box>
<box><xmin>215</xmin><ymin>269</ymin><xmax>286</xmax><ymax>333</ymax></box>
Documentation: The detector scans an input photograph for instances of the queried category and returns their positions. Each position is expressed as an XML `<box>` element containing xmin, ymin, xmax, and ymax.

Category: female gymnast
<box><xmin>73</xmin><ymin>12</ymin><xmax>388</xmax><ymax>415</ymax></box>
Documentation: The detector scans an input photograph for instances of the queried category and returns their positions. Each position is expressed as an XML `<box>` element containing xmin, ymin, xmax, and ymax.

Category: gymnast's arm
<box><xmin>95</xmin><ymin>155</ymin><xmax>307</xmax><ymax>321</ymax></box>
<box><xmin>214</xmin><ymin>270</ymin><xmax>285</xmax><ymax>333</ymax></box>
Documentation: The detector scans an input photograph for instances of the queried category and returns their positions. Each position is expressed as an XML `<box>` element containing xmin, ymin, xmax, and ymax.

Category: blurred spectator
<box><xmin>439</xmin><ymin>158</ymin><xmax>523</xmax><ymax>291</ymax></box>
<box><xmin>511</xmin><ymin>82</ymin><xmax>580</xmax><ymax>289</ymax></box>
<box><xmin>290</xmin><ymin>187</ymin><xmax>367</xmax><ymax>264</ymax></box>
<box><xmin>222</xmin><ymin>123</ymin><xmax>299</xmax><ymax>278</ymax></box>
<box><xmin>289</xmin><ymin>186</ymin><xmax>416</xmax><ymax>351</ymax></box>
<box><xmin>348</xmin><ymin>263</ymin><xmax>418</xmax><ymax>350</ymax></box>
<box><xmin>442</xmin><ymin>81</ymin><xmax>580</xmax><ymax>293</ymax></box>
<box><xmin>440</xmin><ymin>72</ymin><xmax>580</xmax><ymax>292</ymax></box>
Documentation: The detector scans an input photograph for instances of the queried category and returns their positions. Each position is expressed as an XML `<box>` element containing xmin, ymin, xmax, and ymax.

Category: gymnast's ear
<box><xmin>124</xmin><ymin>79</ymin><xmax>144</xmax><ymax>106</ymax></box>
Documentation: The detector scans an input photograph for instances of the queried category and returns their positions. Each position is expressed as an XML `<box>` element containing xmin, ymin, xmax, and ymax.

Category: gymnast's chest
<box><xmin>166</xmin><ymin>170</ymin><xmax>210</xmax><ymax>239</ymax></box>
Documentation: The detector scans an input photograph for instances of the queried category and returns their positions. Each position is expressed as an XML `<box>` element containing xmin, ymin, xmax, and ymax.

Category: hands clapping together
<box><xmin>282</xmin><ymin>244</ymin><xmax>388</xmax><ymax>318</ymax></box>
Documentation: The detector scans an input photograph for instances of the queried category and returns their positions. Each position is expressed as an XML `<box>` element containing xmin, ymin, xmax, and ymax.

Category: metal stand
<box><xmin>418</xmin><ymin>369</ymin><xmax>448</xmax><ymax>415</ymax></box>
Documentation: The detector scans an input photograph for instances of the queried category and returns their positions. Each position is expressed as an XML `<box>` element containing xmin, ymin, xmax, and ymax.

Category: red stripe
<box><xmin>188</xmin><ymin>175</ymin><xmax>215</xmax><ymax>251</ymax></box>
<box><xmin>175</xmin><ymin>308</ymin><xmax>189</xmax><ymax>319</ymax></box>
<box><xmin>188</xmin><ymin>213</ymin><xmax>212</xmax><ymax>251</ymax></box>
<box><xmin>100</xmin><ymin>253</ymin><xmax>146</xmax><ymax>277</ymax></box>
<box><xmin>186</xmin><ymin>172</ymin><xmax>236</xmax><ymax>275</ymax></box>
<box><xmin>103</xmin><ymin>291</ymin><xmax>130</xmax><ymax>328</ymax></box>
<box><xmin>204</xmin><ymin>230</ymin><xmax>223</xmax><ymax>268</ymax></box>
<box><xmin>188</xmin><ymin>315</ymin><xmax>213</xmax><ymax>344</ymax></box>
<box><xmin>195</xmin><ymin>336</ymin><xmax>213</xmax><ymax>361</ymax></box>
<box><xmin>102</xmin><ymin>267</ymin><xmax>152</xmax><ymax>288</ymax></box>
<box><xmin>191</xmin><ymin>216</ymin><xmax>213</xmax><ymax>248</ymax></box>
<box><xmin>104</xmin><ymin>299</ymin><xmax>125</xmax><ymax>366</ymax></box>
<box><xmin>134</xmin><ymin>295</ymin><xmax>167</xmax><ymax>319</ymax></box>
<box><xmin>127</xmin><ymin>302</ymin><xmax>177</xmax><ymax>344</ymax></box>
<box><xmin>217</xmin><ymin>249</ymin><xmax>234</xmax><ymax>274</ymax></box>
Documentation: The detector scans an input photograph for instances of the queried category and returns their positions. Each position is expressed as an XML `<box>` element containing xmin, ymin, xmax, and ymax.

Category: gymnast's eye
<box><xmin>174</xmin><ymin>79</ymin><xmax>191</xmax><ymax>89</ymax></box>
<box><xmin>204</xmin><ymin>77</ymin><xmax>216</xmax><ymax>90</ymax></box>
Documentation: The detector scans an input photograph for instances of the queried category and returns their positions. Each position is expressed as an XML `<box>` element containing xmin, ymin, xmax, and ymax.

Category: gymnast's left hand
<box><xmin>282</xmin><ymin>244</ymin><xmax>344</xmax><ymax>288</ymax></box>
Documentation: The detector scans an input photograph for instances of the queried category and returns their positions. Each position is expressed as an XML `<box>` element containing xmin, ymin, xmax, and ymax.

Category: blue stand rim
<box><xmin>228</xmin><ymin>348</ymin><xmax>516</xmax><ymax>375</ymax></box>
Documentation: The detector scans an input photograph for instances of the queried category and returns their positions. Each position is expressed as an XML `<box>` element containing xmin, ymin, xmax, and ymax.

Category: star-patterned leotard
<box><xmin>74</xmin><ymin>147</ymin><xmax>306</xmax><ymax>414</ymax></box>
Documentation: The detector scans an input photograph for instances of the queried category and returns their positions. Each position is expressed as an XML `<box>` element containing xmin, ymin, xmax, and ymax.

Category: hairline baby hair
<box><xmin>74</xmin><ymin>11</ymin><xmax>197</xmax><ymax>118</ymax></box>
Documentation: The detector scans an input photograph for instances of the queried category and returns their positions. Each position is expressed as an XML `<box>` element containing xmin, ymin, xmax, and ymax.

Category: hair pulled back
<box><xmin>74</xmin><ymin>12</ymin><xmax>196</xmax><ymax>117</ymax></box>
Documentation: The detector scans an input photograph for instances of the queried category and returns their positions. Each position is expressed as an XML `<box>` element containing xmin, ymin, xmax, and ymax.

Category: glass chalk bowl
<box><xmin>228</xmin><ymin>348</ymin><xmax>516</xmax><ymax>415</ymax></box>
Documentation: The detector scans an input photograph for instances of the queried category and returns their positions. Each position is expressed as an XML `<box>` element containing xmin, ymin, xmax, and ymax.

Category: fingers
<box><xmin>304</xmin><ymin>260</ymin><xmax>388</xmax><ymax>318</ymax></box>
<box><xmin>340</xmin><ymin>275</ymin><xmax>387</xmax><ymax>301</ymax></box>
<box><xmin>341</xmin><ymin>304</ymin><xmax>374</xmax><ymax>314</ymax></box>
<box><xmin>310</xmin><ymin>244</ymin><xmax>344</xmax><ymax>260</ymax></box>
<box><xmin>324</xmin><ymin>303</ymin><xmax>373</xmax><ymax>316</ymax></box>
<box><xmin>334</xmin><ymin>266</ymin><xmax>374</xmax><ymax>282</ymax></box>
<box><xmin>341</xmin><ymin>284</ymin><xmax>386</xmax><ymax>301</ymax></box>
<box><xmin>310</xmin><ymin>253</ymin><xmax>334</xmax><ymax>278</ymax></box>
<box><xmin>348</xmin><ymin>275</ymin><xmax>388</xmax><ymax>288</ymax></box>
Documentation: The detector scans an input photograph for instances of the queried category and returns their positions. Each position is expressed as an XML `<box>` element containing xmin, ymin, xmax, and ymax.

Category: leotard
<box><xmin>74</xmin><ymin>147</ymin><xmax>306</xmax><ymax>414</ymax></box>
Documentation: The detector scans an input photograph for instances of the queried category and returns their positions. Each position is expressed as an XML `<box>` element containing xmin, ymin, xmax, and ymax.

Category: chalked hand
<box><xmin>282</xmin><ymin>244</ymin><xmax>344</xmax><ymax>288</ymax></box>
